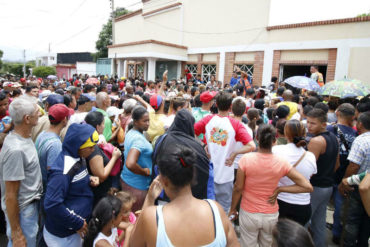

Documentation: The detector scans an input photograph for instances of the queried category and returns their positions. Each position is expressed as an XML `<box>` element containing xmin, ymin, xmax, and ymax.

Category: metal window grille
<box><xmin>128</xmin><ymin>64</ymin><xmax>135</xmax><ymax>78</ymax></box>
<box><xmin>201</xmin><ymin>64</ymin><xmax>216</xmax><ymax>82</ymax></box>
<box><xmin>235</xmin><ymin>64</ymin><xmax>254</xmax><ymax>78</ymax></box>
<box><xmin>136</xmin><ymin>64</ymin><xmax>144</xmax><ymax>79</ymax></box>
<box><xmin>185</xmin><ymin>64</ymin><xmax>198</xmax><ymax>79</ymax></box>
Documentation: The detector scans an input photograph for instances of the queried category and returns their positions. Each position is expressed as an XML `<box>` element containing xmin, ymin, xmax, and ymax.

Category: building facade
<box><xmin>108</xmin><ymin>0</ymin><xmax>370</xmax><ymax>86</ymax></box>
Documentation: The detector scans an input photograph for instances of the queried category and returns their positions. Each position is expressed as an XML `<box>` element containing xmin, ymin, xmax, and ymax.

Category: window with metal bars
<box><xmin>136</xmin><ymin>64</ymin><xmax>144</xmax><ymax>79</ymax></box>
<box><xmin>128</xmin><ymin>64</ymin><xmax>135</xmax><ymax>78</ymax></box>
<box><xmin>185</xmin><ymin>64</ymin><xmax>198</xmax><ymax>79</ymax></box>
<box><xmin>201</xmin><ymin>64</ymin><xmax>216</xmax><ymax>82</ymax></box>
<box><xmin>234</xmin><ymin>64</ymin><xmax>254</xmax><ymax>78</ymax></box>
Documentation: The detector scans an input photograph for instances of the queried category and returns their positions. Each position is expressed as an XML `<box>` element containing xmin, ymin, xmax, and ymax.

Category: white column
<box><xmin>218</xmin><ymin>52</ymin><xmax>225</xmax><ymax>84</ymax></box>
<box><xmin>117</xmin><ymin>59</ymin><xmax>122</xmax><ymax>78</ymax></box>
<box><xmin>143</xmin><ymin>60</ymin><xmax>148</xmax><ymax>80</ymax></box>
<box><xmin>110</xmin><ymin>58</ymin><xmax>115</xmax><ymax>77</ymax></box>
<box><xmin>123</xmin><ymin>60</ymin><xmax>127</xmax><ymax>78</ymax></box>
<box><xmin>177</xmin><ymin>61</ymin><xmax>182</xmax><ymax>79</ymax></box>
<box><xmin>335</xmin><ymin>45</ymin><xmax>350</xmax><ymax>80</ymax></box>
<box><xmin>147</xmin><ymin>58</ymin><xmax>157</xmax><ymax>81</ymax></box>
<box><xmin>262</xmin><ymin>48</ymin><xmax>274</xmax><ymax>87</ymax></box>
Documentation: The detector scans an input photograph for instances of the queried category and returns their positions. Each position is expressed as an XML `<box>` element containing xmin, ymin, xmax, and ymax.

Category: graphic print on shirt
<box><xmin>210</xmin><ymin>127</ymin><xmax>228</xmax><ymax>146</ymax></box>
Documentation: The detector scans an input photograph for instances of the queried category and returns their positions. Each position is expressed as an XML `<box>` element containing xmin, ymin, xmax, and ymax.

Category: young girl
<box><xmin>108</xmin><ymin>188</ymin><xmax>136</xmax><ymax>247</ymax></box>
<box><xmin>83</xmin><ymin>195</ymin><xmax>124</xmax><ymax>247</ymax></box>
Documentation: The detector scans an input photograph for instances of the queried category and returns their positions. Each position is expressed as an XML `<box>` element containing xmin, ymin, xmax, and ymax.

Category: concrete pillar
<box><xmin>262</xmin><ymin>48</ymin><xmax>274</xmax><ymax>87</ymax></box>
<box><xmin>143</xmin><ymin>60</ymin><xmax>148</xmax><ymax>80</ymax></box>
<box><xmin>177</xmin><ymin>61</ymin><xmax>182</xmax><ymax>79</ymax></box>
<box><xmin>218</xmin><ymin>52</ymin><xmax>225</xmax><ymax>84</ymax></box>
<box><xmin>123</xmin><ymin>60</ymin><xmax>127</xmax><ymax>78</ymax></box>
<box><xmin>117</xmin><ymin>59</ymin><xmax>122</xmax><ymax>78</ymax></box>
<box><xmin>147</xmin><ymin>58</ymin><xmax>156</xmax><ymax>81</ymax></box>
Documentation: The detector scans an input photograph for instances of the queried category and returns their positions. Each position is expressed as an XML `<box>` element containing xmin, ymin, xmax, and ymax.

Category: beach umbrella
<box><xmin>284</xmin><ymin>76</ymin><xmax>320</xmax><ymax>92</ymax></box>
<box><xmin>86</xmin><ymin>77</ymin><xmax>99</xmax><ymax>85</ymax></box>
<box><xmin>318</xmin><ymin>78</ymin><xmax>370</xmax><ymax>98</ymax></box>
<box><xmin>47</xmin><ymin>75</ymin><xmax>57</xmax><ymax>80</ymax></box>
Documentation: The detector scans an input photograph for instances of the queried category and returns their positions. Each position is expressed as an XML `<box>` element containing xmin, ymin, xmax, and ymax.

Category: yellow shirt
<box><xmin>147</xmin><ymin>111</ymin><xmax>166</xmax><ymax>142</ymax></box>
<box><xmin>277</xmin><ymin>101</ymin><xmax>298</xmax><ymax>120</ymax></box>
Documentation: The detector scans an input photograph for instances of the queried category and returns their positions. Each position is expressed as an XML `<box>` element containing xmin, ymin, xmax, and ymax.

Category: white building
<box><xmin>108</xmin><ymin>0</ymin><xmax>370</xmax><ymax>86</ymax></box>
<box><xmin>76</xmin><ymin>62</ymin><xmax>97</xmax><ymax>76</ymax></box>
<box><xmin>36</xmin><ymin>54</ymin><xmax>57</xmax><ymax>67</ymax></box>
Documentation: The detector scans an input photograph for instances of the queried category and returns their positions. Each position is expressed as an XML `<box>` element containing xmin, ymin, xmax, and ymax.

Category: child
<box><xmin>108</xmin><ymin>188</ymin><xmax>136</xmax><ymax>247</ymax></box>
<box><xmin>83</xmin><ymin>195</ymin><xmax>125</xmax><ymax>247</ymax></box>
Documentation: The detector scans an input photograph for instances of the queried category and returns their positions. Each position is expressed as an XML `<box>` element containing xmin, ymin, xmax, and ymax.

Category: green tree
<box><xmin>33</xmin><ymin>66</ymin><xmax>56</xmax><ymax>78</ymax></box>
<box><xmin>0</xmin><ymin>50</ymin><xmax>3</xmax><ymax>70</ymax></box>
<box><xmin>95</xmin><ymin>8</ymin><xmax>129</xmax><ymax>59</ymax></box>
<box><xmin>357</xmin><ymin>12</ymin><xmax>370</xmax><ymax>17</ymax></box>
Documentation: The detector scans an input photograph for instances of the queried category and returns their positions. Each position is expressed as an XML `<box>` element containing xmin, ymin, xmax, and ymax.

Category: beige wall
<box><xmin>280</xmin><ymin>49</ymin><xmax>329</xmax><ymax>61</ymax></box>
<box><xmin>143</xmin><ymin>0</ymin><xmax>180</xmax><ymax>14</ymax></box>
<box><xmin>348</xmin><ymin>47</ymin><xmax>370</xmax><ymax>82</ymax></box>
<box><xmin>266</xmin><ymin>22</ymin><xmax>370</xmax><ymax>44</ymax></box>
<box><xmin>108</xmin><ymin>43</ymin><xmax>187</xmax><ymax>58</ymax></box>
<box><xmin>235</xmin><ymin>52</ymin><xmax>255</xmax><ymax>62</ymax></box>
<box><xmin>181</xmin><ymin>0</ymin><xmax>270</xmax><ymax>48</ymax></box>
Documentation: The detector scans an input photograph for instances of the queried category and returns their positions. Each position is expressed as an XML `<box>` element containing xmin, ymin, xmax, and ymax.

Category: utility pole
<box><xmin>23</xmin><ymin>49</ymin><xmax>26</xmax><ymax>78</ymax></box>
<box><xmin>110</xmin><ymin>0</ymin><xmax>115</xmax><ymax>45</ymax></box>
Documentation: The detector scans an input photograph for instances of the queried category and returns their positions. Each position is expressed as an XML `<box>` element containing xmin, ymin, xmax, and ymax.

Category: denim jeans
<box><xmin>5</xmin><ymin>201</ymin><xmax>39</xmax><ymax>247</ymax></box>
<box><xmin>310</xmin><ymin>186</ymin><xmax>333</xmax><ymax>247</ymax></box>
<box><xmin>43</xmin><ymin>226</ymin><xmax>82</xmax><ymax>247</ymax></box>
<box><xmin>342</xmin><ymin>188</ymin><xmax>370</xmax><ymax>247</ymax></box>
<box><xmin>332</xmin><ymin>184</ymin><xmax>344</xmax><ymax>238</ymax></box>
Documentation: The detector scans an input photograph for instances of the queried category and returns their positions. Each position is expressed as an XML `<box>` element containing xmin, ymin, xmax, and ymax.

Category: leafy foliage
<box><xmin>0</xmin><ymin>50</ymin><xmax>3</xmax><ymax>70</ymax></box>
<box><xmin>95</xmin><ymin>7</ymin><xmax>129</xmax><ymax>59</ymax></box>
<box><xmin>32</xmin><ymin>66</ymin><xmax>56</xmax><ymax>78</ymax></box>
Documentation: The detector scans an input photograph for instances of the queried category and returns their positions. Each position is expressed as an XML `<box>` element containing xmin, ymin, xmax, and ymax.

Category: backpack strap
<box><xmin>293</xmin><ymin>151</ymin><xmax>307</xmax><ymax>168</ymax></box>
<box><xmin>333</xmin><ymin>124</ymin><xmax>350</xmax><ymax>151</ymax></box>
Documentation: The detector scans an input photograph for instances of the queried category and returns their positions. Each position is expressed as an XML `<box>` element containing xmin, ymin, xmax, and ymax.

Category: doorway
<box><xmin>280</xmin><ymin>65</ymin><xmax>327</xmax><ymax>82</ymax></box>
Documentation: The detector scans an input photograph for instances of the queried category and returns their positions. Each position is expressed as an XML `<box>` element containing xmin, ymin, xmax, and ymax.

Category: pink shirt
<box><xmin>239</xmin><ymin>152</ymin><xmax>291</xmax><ymax>214</ymax></box>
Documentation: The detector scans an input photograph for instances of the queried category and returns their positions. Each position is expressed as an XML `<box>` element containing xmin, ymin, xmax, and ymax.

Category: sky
<box><xmin>1</xmin><ymin>0</ymin><xmax>369</xmax><ymax>62</ymax></box>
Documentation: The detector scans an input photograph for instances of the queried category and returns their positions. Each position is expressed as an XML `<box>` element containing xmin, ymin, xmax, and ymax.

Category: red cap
<box><xmin>200</xmin><ymin>91</ymin><xmax>218</xmax><ymax>103</ymax></box>
<box><xmin>48</xmin><ymin>104</ymin><xmax>74</xmax><ymax>123</ymax></box>
<box><xmin>20</xmin><ymin>78</ymin><xmax>26</xmax><ymax>83</ymax></box>
<box><xmin>149</xmin><ymin>94</ymin><xmax>163</xmax><ymax>110</ymax></box>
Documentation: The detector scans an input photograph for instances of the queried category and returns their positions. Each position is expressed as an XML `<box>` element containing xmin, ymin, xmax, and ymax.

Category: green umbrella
<box><xmin>318</xmin><ymin>78</ymin><xmax>370</xmax><ymax>98</ymax></box>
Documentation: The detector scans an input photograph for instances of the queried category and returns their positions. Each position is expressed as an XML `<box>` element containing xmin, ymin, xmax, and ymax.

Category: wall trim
<box><xmin>109</xmin><ymin>52</ymin><xmax>188</xmax><ymax>62</ymax></box>
<box><xmin>143</xmin><ymin>3</ymin><xmax>182</xmax><ymax>18</ymax></box>
<box><xmin>115</xmin><ymin>9</ymin><xmax>142</xmax><ymax>22</ymax></box>
<box><xmin>108</xmin><ymin>39</ymin><xmax>187</xmax><ymax>49</ymax></box>
<box><xmin>267</xmin><ymin>16</ymin><xmax>370</xmax><ymax>31</ymax></box>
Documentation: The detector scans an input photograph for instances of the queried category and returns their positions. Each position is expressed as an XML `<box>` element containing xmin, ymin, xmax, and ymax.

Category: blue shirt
<box><xmin>35</xmin><ymin>131</ymin><xmax>62</xmax><ymax>189</ymax></box>
<box><xmin>121</xmin><ymin>130</ymin><xmax>153</xmax><ymax>190</ymax></box>
<box><xmin>229</xmin><ymin>77</ymin><xmax>238</xmax><ymax>87</ymax></box>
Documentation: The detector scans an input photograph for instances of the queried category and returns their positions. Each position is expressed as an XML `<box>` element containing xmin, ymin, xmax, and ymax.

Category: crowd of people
<box><xmin>0</xmin><ymin>68</ymin><xmax>369</xmax><ymax>247</ymax></box>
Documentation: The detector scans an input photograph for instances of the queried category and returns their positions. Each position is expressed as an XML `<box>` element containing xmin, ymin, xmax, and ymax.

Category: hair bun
<box><xmin>293</xmin><ymin>136</ymin><xmax>304</xmax><ymax>144</ymax></box>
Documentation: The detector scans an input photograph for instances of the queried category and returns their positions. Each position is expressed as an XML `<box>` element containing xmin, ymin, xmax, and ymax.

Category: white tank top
<box><xmin>93</xmin><ymin>228</ymin><xmax>118</xmax><ymax>247</ymax></box>
<box><xmin>156</xmin><ymin>199</ymin><xmax>227</xmax><ymax>247</ymax></box>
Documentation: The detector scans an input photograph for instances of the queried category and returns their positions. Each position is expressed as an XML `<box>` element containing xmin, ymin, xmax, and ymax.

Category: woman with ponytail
<box><xmin>229</xmin><ymin>124</ymin><xmax>313</xmax><ymax>247</ymax></box>
<box><xmin>83</xmin><ymin>195</ymin><xmax>124</xmax><ymax>247</ymax></box>
<box><xmin>130</xmin><ymin>145</ymin><xmax>239</xmax><ymax>247</ymax></box>
<box><xmin>272</xmin><ymin>120</ymin><xmax>317</xmax><ymax>226</ymax></box>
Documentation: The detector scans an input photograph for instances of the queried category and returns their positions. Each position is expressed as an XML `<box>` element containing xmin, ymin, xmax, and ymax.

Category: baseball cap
<box><xmin>48</xmin><ymin>104</ymin><xmax>74</xmax><ymax>123</ymax></box>
<box><xmin>200</xmin><ymin>91</ymin><xmax>217</xmax><ymax>103</ymax></box>
<box><xmin>77</xmin><ymin>95</ymin><xmax>91</xmax><ymax>105</ymax></box>
<box><xmin>46</xmin><ymin>94</ymin><xmax>64</xmax><ymax>106</ymax></box>
<box><xmin>82</xmin><ymin>93</ymin><xmax>96</xmax><ymax>102</ymax></box>
<box><xmin>150</xmin><ymin>94</ymin><xmax>163</xmax><ymax>110</ymax></box>
<box><xmin>80</xmin><ymin>130</ymin><xmax>99</xmax><ymax>150</ymax></box>
<box><xmin>106</xmin><ymin>106</ymin><xmax>124</xmax><ymax>118</ymax></box>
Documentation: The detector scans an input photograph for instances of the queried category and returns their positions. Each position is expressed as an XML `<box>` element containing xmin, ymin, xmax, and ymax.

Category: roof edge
<box><xmin>108</xmin><ymin>39</ymin><xmax>188</xmax><ymax>49</ymax></box>
<box><xmin>267</xmin><ymin>16</ymin><xmax>370</xmax><ymax>31</ymax></box>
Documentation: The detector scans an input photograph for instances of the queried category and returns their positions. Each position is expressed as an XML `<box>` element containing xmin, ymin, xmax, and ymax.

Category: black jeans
<box><xmin>342</xmin><ymin>188</ymin><xmax>370</xmax><ymax>247</ymax></box>
<box><xmin>278</xmin><ymin>199</ymin><xmax>312</xmax><ymax>226</ymax></box>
